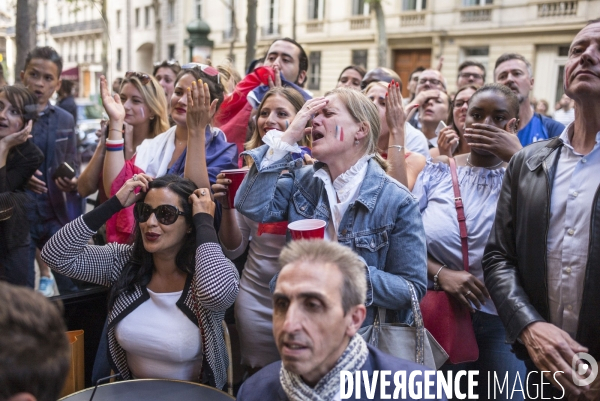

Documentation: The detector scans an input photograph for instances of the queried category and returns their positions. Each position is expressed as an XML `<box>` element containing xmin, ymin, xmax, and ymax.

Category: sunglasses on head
<box><xmin>134</xmin><ymin>203</ymin><xmax>185</xmax><ymax>225</ymax></box>
<box><xmin>154</xmin><ymin>59</ymin><xmax>180</xmax><ymax>68</ymax></box>
<box><xmin>125</xmin><ymin>71</ymin><xmax>151</xmax><ymax>85</ymax></box>
<box><xmin>181</xmin><ymin>63</ymin><xmax>220</xmax><ymax>84</ymax></box>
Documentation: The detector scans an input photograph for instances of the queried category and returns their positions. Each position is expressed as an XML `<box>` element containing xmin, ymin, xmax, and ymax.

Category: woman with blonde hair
<box><xmin>211</xmin><ymin>87</ymin><xmax>310</xmax><ymax>372</ymax></box>
<box><xmin>236</xmin><ymin>87</ymin><xmax>427</xmax><ymax>328</ymax></box>
<box><xmin>78</xmin><ymin>72</ymin><xmax>170</xmax><ymax>243</ymax></box>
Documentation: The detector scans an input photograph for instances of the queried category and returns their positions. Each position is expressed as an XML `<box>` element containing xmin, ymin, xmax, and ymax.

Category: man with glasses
<box><xmin>457</xmin><ymin>60</ymin><xmax>486</xmax><ymax>88</ymax></box>
<box><xmin>494</xmin><ymin>53</ymin><xmax>564</xmax><ymax>146</ymax></box>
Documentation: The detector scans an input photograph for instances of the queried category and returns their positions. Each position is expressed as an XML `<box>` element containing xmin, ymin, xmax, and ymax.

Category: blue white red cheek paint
<box><xmin>140</xmin><ymin>108</ymin><xmax>145</xmax><ymax>119</ymax></box>
<box><xmin>335</xmin><ymin>125</ymin><xmax>344</xmax><ymax>141</ymax></box>
<box><xmin>285</xmin><ymin>120</ymin><xmax>289</xmax><ymax>129</ymax></box>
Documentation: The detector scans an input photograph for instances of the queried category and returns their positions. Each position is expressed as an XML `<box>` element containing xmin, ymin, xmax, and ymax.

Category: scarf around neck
<box><xmin>280</xmin><ymin>334</ymin><xmax>369</xmax><ymax>401</ymax></box>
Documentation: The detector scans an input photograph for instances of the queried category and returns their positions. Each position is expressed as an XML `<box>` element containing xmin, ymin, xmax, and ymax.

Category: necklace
<box><xmin>466</xmin><ymin>155</ymin><xmax>504</xmax><ymax>169</ymax></box>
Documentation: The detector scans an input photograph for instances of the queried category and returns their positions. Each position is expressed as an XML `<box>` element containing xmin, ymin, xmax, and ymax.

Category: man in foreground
<box><xmin>0</xmin><ymin>282</ymin><xmax>70</xmax><ymax>401</ymax></box>
<box><xmin>237</xmin><ymin>240</ymin><xmax>444</xmax><ymax>400</ymax></box>
<box><xmin>484</xmin><ymin>19</ymin><xmax>600</xmax><ymax>400</ymax></box>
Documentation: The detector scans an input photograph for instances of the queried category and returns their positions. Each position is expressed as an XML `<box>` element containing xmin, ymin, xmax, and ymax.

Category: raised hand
<box><xmin>100</xmin><ymin>75</ymin><xmax>125</xmax><ymax>122</ymax></box>
<box><xmin>0</xmin><ymin>120</ymin><xmax>33</xmax><ymax>150</ymax></box>
<box><xmin>189</xmin><ymin>188</ymin><xmax>216</xmax><ymax>217</ymax></box>
<box><xmin>437</xmin><ymin>126</ymin><xmax>460</xmax><ymax>157</ymax></box>
<box><xmin>268</xmin><ymin>65</ymin><xmax>283</xmax><ymax>88</ymax></box>
<box><xmin>114</xmin><ymin>173</ymin><xmax>153</xmax><ymax>207</ymax></box>
<box><xmin>464</xmin><ymin>121</ymin><xmax>522</xmax><ymax>162</ymax></box>
<box><xmin>186</xmin><ymin>79</ymin><xmax>217</xmax><ymax>135</ymax></box>
<box><xmin>385</xmin><ymin>80</ymin><xmax>408</xmax><ymax>139</ymax></box>
<box><xmin>282</xmin><ymin>97</ymin><xmax>329</xmax><ymax>145</ymax></box>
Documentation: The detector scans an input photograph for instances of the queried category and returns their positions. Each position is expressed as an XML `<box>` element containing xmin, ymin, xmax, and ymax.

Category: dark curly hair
<box><xmin>108</xmin><ymin>175</ymin><xmax>198</xmax><ymax>311</ymax></box>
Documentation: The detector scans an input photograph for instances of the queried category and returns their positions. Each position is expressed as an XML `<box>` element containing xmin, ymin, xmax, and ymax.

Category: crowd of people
<box><xmin>0</xmin><ymin>18</ymin><xmax>599</xmax><ymax>401</ymax></box>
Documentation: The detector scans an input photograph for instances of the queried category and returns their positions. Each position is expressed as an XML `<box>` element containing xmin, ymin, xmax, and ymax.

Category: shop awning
<box><xmin>61</xmin><ymin>66</ymin><xmax>79</xmax><ymax>81</ymax></box>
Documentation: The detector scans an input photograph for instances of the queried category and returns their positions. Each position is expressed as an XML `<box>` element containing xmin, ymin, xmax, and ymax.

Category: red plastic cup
<box><xmin>288</xmin><ymin>219</ymin><xmax>327</xmax><ymax>240</ymax></box>
<box><xmin>222</xmin><ymin>168</ymin><xmax>249</xmax><ymax>207</ymax></box>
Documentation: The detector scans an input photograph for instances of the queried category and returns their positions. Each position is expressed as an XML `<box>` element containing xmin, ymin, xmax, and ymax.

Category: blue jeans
<box><xmin>28</xmin><ymin>217</ymin><xmax>78</xmax><ymax>293</ymax></box>
<box><xmin>91</xmin><ymin>318</ymin><xmax>112</xmax><ymax>384</ymax></box>
<box><xmin>442</xmin><ymin>311</ymin><xmax>527</xmax><ymax>401</ymax></box>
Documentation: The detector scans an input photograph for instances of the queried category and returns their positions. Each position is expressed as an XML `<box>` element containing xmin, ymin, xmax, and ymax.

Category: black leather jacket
<box><xmin>483</xmin><ymin>137</ymin><xmax>600</xmax><ymax>361</ymax></box>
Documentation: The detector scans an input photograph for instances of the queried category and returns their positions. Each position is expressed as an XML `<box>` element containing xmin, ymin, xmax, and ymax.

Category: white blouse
<box><xmin>115</xmin><ymin>289</ymin><xmax>202</xmax><ymax>381</ymax></box>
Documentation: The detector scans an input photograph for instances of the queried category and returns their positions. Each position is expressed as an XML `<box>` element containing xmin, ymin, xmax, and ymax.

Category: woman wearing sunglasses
<box><xmin>236</xmin><ymin>87</ymin><xmax>427</xmax><ymax>328</ymax></box>
<box><xmin>41</xmin><ymin>174</ymin><xmax>239</xmax><ymax>390</ymax></box>
<box><xmin>100</xmin><ymin>65</ymin><xmax>237</xmax><ymax>243</ymax></box>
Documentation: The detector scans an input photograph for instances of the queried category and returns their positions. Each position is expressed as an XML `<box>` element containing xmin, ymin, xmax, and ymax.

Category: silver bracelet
<box><xmin>388</xmin><ymin>145</ymin><xmax>404</xmax><ymax>152</ymax></box>
<box><xmin>433</xmin><ymin>265</ymin><xmax>446</xmax><ymax>291</ymax></box>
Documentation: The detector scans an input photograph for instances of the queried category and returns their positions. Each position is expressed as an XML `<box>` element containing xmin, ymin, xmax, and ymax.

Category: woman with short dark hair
<box><xmin>0</xmin><ymin>85</ymin><xmax>43</xmax><ymax>286</ymax></box>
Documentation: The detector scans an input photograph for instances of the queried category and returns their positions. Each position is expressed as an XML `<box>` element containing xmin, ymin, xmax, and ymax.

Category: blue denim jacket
<box><xmin>235</xmin><ymin>145</ymin><xmax>427</xmax><ymax>326</ymax></box>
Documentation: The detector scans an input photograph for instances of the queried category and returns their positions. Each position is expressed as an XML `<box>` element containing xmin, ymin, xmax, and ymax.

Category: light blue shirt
<box><xmin>413</xmin><ymin>160</ymin><xmax>506</xmax><ymax>315</ymax></box>
<box><xmin>546</xmin><ymin>124</ymin><xmax>600</xmax><ymax>337</ymax></box>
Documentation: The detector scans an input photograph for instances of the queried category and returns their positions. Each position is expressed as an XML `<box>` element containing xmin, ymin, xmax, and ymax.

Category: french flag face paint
<box><xmin>285</xmin><ymin>120</ymin><xmax>289</xmax><ymax>129</ymax></box>
<box><xmin>335</xmin><ymin>125</ymin><xmax>344</xmax><ymax>141</ymax></box>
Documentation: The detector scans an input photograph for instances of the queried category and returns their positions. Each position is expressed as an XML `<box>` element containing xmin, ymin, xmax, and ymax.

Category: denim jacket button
<box><xmin>370</xmin><ymin>240</ymin><xmax>375</xmax><ymax>248</ymax></box>
<box><xmin>301</xmin><ymin>206</ymin><xmax>306</xmax><ymax>211</ymax></box>
<box><xmin>341</xmin><ymin>229</ymin><xmax>347</xmax><ymax>236</ymax></box>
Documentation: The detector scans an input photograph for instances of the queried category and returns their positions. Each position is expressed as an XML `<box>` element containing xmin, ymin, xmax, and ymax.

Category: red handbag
<box><xmin>420</xmin><ymin>157</ymin><xmax>479</xmax><ymax>364</ymax></box>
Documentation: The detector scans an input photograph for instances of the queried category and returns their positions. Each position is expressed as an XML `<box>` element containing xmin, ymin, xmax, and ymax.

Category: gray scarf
<box><xmin>280</xmin><ymin>334</ymin><xmax>369</xmax><ymax>401</ymax></box>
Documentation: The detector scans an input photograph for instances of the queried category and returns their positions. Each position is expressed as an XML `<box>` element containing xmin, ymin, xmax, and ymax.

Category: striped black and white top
<box><xmin>41</xmin><ymin>196</ymin><xmax>239</xmax><ymax>390</ymax></box>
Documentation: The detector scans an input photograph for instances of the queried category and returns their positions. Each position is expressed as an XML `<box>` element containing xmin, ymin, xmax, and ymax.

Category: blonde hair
<box><xmin>279</xmin><ymin>240</ymin><xmax>367</xmax><ymax>313</ymax></box>
<box><xmin>217</xmin><ymin>62</ymin><xmax>242</xmax><ymax>95</ymax></box>
<box><xmin>363</xmin><ymin>80</ymin><xmax>388</xmax><ymax>95</ymax></box>
<box><xmin>245</xmin><ymin>87</ymin><xmax>311</xmax><ymax>165</ymax></box>
<box><xmin>120</xmin><ymin>74</ymin><xmax>170</xmax><ymax>138</ymax></box>
<box><xmin>324</xmin><ymin>87</ymin><xmax>388</xmax><ymax>172</ymax></box>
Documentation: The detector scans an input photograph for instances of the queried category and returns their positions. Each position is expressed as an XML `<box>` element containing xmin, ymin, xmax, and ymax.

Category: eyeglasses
<box><xmin>125</xmin><ymin>71</ymin><xmax>151</xmax><ymax>85</ymax></box>
<box><xmin>181</xmin><ymin>63</ymin><xmax>220</xmax><ymax>83</ymax></box>
<box><xmin>418</xmin><ymin>78</ymin><xmax>442</xmax><ymax>86</ymax></box>
<box><xmin>134</xmin><ymin>203</ymin><xmax>185</xmax><ymax>225</ymax></box>
<box><xmin>453</xmin><ymin>100</ymin><xmax>469</xmax><ymax>109</ymax></box>
<box><xmin>458</xmin><ymin>72</ymin><xmax>483</xmax><ymax>81</ymax></box>
<box><xmin>153</xmin><ymin>59</ymin><xmax>180</xmax><ymax>68</ymax></box>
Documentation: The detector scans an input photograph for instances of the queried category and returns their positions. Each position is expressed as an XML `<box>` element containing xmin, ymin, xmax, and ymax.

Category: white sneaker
<box><xmin>38</xmin><ymin>276</ymin><xmax>55</xmax><ymax>297</ymax></box>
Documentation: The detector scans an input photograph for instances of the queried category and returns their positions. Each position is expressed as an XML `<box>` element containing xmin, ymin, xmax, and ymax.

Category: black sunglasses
<box><xmin>125</xmin><ymin>71</ymin><xmax>151</xmax><ymax>85</ymax></box>
<box><xmin>134</xmin><ymin>203</ymin><xmax>185</xmax><ymax>225</ymax></box>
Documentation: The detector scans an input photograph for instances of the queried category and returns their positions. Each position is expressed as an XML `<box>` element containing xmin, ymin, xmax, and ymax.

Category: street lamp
<box><xmin>185</xmin><ymin>18</ymin><xmax>214</xmax><ymax>63</ymax></box>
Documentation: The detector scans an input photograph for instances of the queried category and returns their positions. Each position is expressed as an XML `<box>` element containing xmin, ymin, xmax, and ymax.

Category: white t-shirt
<box><xmin>115</xmin><ymin>289</ymin><xmax>202</xmax><ymax>381</ymax></box>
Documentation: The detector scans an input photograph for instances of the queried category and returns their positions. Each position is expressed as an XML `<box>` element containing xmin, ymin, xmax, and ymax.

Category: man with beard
<box><xmin>494</xmin><ymin>53</ymin><xmax>564</xmax><ymax>146</ymax></box>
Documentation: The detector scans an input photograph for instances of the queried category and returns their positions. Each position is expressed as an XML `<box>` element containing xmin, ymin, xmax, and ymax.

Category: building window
<box><xmin>352</xmin><ymin>0</ymin><xmax>369</xmax><ymax>15</ymax></box>
<box><xmin>168</xmin><ymin>0</ymin><xmax>176</xmax><ymax>23</ymax></box>
<box><xmin>117</xmin><ymin>48</ymin><xmax>122</xmax><ymax>71</ymax></box>
<box><xmin>116</xmin><ymin>10</ymin><xmax>121</xmax><ymax>29</ymax></box>
<box><xmin>196</xmin><ymin>0</ymin><xmax>202</xmax><ymax>19</ymax></box>
<box><xmin>263</xmin><ymin>0</ymin><xmax>278</xmax><ymax>35</ymax></box>
<box><xmin>459</xmin><ymin>47</ymin><xmax>489</xmax><ymax>75</ymax></box>
<box><xmin>352</xmin><ymin>49</ymin><xmax>368</xmax><ymax>69</ymax></box>
<box><xmin>403</xmin><ymin>0</ymin><xmax>426</xmax><ymax>11</ymax></box>
<box><xmin>463</xmin><ymin>0</ymin><xmax>492</xmax><ymax>6</ymax></box>
<box><xmin>135</xmin><ymin>8</ymin><xmax>140</xmax><ymax>27</ymax></box>
<box><xmin>308</xmin><ymin>51</ymin><xmax>321</xmax><ymax>90</ymax></box>
<box><xmin>308</xmin><ymin>0</ymin><xmax>324</xmax><ymax>20</ymax></box>
<box><xmin>223</xmin><ymin>0</ymin><xmax>235</xmax><ymax>40</ymax></box>
<box><xmin>168</xmin><ymin>44</ymin><xmax>176</xmax><ymax>60</ymax></box>
<box><xmin>145</xmin><ymin>6</ymin><xmax>151</xmax><ymax>27</ymax></box>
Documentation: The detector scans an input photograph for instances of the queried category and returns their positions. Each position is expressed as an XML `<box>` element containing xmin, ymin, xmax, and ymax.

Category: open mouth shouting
<box><xmin>312</xmin><ymin>129</ymin><xmax>325</xmax><ymax>143</ymax></box>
